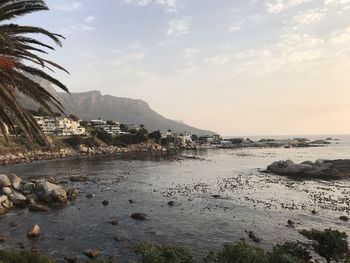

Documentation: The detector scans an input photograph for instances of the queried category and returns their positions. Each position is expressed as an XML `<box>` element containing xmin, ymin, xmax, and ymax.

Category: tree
<box><xmin>0</xmin><ymin>0</ymin><xmax>69</xmax><ymax>141</ymax></box>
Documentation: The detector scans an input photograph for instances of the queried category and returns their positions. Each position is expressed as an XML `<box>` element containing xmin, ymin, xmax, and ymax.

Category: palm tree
<box><xmin>0</xmin><ymin>0</ymin><xmax>69</xmax><ymax>141</ymax></box>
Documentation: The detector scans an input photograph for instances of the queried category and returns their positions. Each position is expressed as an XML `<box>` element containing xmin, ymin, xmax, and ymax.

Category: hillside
<box><xmin>19</xmin><ymin>85</ymin><xmax>214</xmax><ymax>135</ymax></box>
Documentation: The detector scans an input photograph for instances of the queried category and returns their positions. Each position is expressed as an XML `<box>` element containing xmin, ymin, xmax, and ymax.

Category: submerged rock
<box><xmin>248</xmin><ymin>231</ymin><xmax>261</xmax><ymax>243</ymax></box>
<box><xmin>131</xmin><ymin>213</ymin><xmax>147</xmax><ymax>220</ymax></box>
<box><xmin>29</xmin><ymin>203</ymin><xmax>49</xmax><ymax>212</ymax></box>
<box><xmin>70</xmin><ymin>176</ymin><xmax>88</xmax><ymax>182</ymax></box>
<box><xmin>267</xmin><ymin>159</ymin><xmax>350</xmax><ymax>179</ymax></box>
<box><xmin>339</xmin><ymin>216</ymin><xmax>349</xmax><ymax>221</ymax></box>
<box><xmin>83</xmin><ymin>249</ymin><xmax>100</xmax><ymax>258</ymax></box>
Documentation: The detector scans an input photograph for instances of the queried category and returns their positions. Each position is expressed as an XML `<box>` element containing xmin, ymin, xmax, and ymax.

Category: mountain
<box><xmin>19</xmin><ymin>86</ymin><xmax>215</xmax><ymax>135</ymax></box>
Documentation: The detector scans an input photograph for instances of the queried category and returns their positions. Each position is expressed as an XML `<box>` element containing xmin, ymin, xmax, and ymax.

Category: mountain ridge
<box><xmin>20</xmin><ymin>87</ymin><xmax>215</xmax><ymax>135</ymax></box>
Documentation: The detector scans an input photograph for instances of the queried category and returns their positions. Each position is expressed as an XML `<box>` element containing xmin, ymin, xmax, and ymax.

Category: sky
<box><xmin>17</xmin><ymin>0</ymin><xmax>350</xmax><ymax>136</ymax></box>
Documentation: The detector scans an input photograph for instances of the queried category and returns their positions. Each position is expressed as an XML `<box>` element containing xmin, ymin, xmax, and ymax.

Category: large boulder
<box><xmin>9</xmin><ymin>191</ymin><xmax>27</xmax><ymax>205</ymax></box>
<box><xmin>21</xmin><ymin>182</ymin><xmax>36</xmax><ymax>195</ymax></box>
<box><xmin>0</xmin><ymin>174</ymin><xmax>11</xmax><ymax>187</ymax></box>
<box><xmin>34</xmin><ymin>180</ymin><xmax>67</xmax><ymax>204</ymax></box>
<box><xmin>1</xmin><ymin>187</ymin><xmax>13</xmax><ymax>196</ymax></box>
<box><xmin>0</xmin><ymin>195</ymin><xmax>13</xmax><ymax>209</ymax></box>
<box><xmin>267</xmin><ymin>160</ymin><xmax>314</xmax><ymax>175</ymax></box>
<box><xmin>8</xmin><ymin>174</ymin><xmax>22</xmax><ymax>190</ymax></box>
<box><xmin>267</xmin><ymin>159</ymin><xmax>350</xmax><ymax>179</ymax></box>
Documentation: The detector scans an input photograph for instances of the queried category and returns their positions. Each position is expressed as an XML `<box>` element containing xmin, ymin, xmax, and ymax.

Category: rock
<box><xmin>64</xmin><ymin>257</ymin><xmax>78</xmax><ymax>263</ymax></box>
<box><xmin>8</xmin><ymin>174</ymin><xmax>22</xmax><ymax>190</ymax></box>
<box><xmin>21</xmin><ymin>182</ymin><xmax>36</xmax><ymax>195</ymax></box>
<box><xmin>110</xmin><ymin>219</ymin><xmax>118</xmax><ymax>225</ymax></box>
<box><xmin>83</xmin><ymin>249</ymin><xmax>100</xmax><ymax>258</ymax></box>
<box><xmin>287</xmin><ymin>219</ymin><xmax>295</xmax><ymax>228</ymax></box>
<box><xmin>70</xmin><ymin>176</ymin><xmax>88</xmax><ymax>182</ymax></box>
<box><xmin>102</xmin><ymin>200</ymin><xmax>109</xmax><ymax>206</ymax></box>
<box><xmin>29</xmin><ymin>203</ymin><xmax>49</xmax><ymax>212</ymax></box>
<box><xmin>27</xmin><ymin>224</ymin><xmax>41</xmax><ymax>238</ymax></box>
<box><xmin>0</xmin><ymin>174</ymin><xmax>11</xmax><ymax>187</ymax></box>
<box><xmin>167</xmin><ymin>201</ymin><xmax>175</xmax><ymax>206</ymax></box>
<box><xmin>26</xmin><ymin>194</ymin><xmax>38</xmax><ymax>204</ymax></box>
<box><xmin>9</xmin><ymin>191</ymin><xmax>27</xmax><ymax>205</ymax></box>
<box><xmin>311</xmin><ymin>209</ymin><xmax>317</xmax><ymax>215</ymax></box>
<box><xmin>34</xmin><ymin>180</ymin><xmax>67</xmax><ymax>204</ymax></box>
<box><xmin>86</xmin><ymin>193</ymin><xmax>94</xmax><ymax>199</ymax></box>
<box><xmin>267</xmin><ymin>159</ymin><xmax>350</xmax><ymax>179</ymax></box>
<box><xmin>131</xmin><ymin>213</ymin><xmax>147</xmax><ymax>220</ymax></box>
<box><xmin>248</xmin><ymin>231</ymin><xmax>261</xmax><ymax>243</ymax></box>
<box><xmin>339</xmin><ymin>216</ymin><xmax>349</xmax><ymax>221</ymax></box>
<box><xmin>2</xmin><ymin>187</ymin><xmax>13</xmax><ymax>196</ymax></box>
<box><xmin>67</xmin><ymin>189</ymin><xmax>80</xmax><ymax>201</ymax></box>
<box><xmin>78</xmin><ymin>145</ymin><xmax>89</xmax><ymax>154</ymax></box>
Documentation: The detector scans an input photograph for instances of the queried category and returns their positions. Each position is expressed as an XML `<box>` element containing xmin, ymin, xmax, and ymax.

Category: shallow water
<box><xmin>0</xmin><ymin>135</ymin><xmax>349</xmax><ymax>262</ymax></box>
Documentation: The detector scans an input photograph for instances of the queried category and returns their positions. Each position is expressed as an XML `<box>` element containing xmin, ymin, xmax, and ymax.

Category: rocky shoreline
<box><xmin>0</xmin><ymin>173</ymin><xmax>79</xmax><ymax>216</ymax></box>
<box><xmin>0</xmin><ymin>140</ymin><xmax>183</xmax><ymax>166</ymax></box>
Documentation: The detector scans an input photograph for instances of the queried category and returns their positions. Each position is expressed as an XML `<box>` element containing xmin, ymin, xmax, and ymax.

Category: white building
<box><xmin>90</xmin><ymin>119</ymin><xmax>107</xmax><ymax>126</ymax></box>
<box><xmin>57</xmin><ymin>118</ymin><xmax>86</xmax><ymax>136</ymax></box>
<box><xmin>34</xmin><ymin>116</ymin><xmax>58</xmax><ymax>135</ymax></box>
<box><xmin>34</xmin><ymin>116</ymin><xmax>86</xmax><ymax>136</ymax></box>
<box><xmin>102</xmin><ymin>124</ymin><xmax>121</xmax><ymax>135</ymax></box>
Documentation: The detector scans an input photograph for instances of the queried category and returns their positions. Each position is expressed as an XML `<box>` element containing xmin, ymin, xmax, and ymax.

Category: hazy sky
<box><xmin>18</xmin><ymin>0</ymin><xmax>350</xmax><ymax>136</ymax></box>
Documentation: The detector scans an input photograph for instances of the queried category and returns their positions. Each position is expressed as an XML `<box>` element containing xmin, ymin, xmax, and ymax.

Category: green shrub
<box><xmin>300</xmin><ymin>228</ymin><xmax>349</xmax><ymax>263</ymax></box>
<box><xmin>135</xmin><ymin>242</ymin><xmax>194</xmax><ymax>263</ymax></box>
<box><xmin>269</xmin><ymin>242</ymin><xmax>311</xmax><ymax>263</ymax></box>
<box><xmin>212</xmin><ymin>240</ymin><xmax>269</xmax><ymax>263</ymax></box>
<box><xmin>62</xmin><ymin>135</ymin><xmax>84</xmax><ymax>147</ymax></box>
<box><xmin>0</xmin><ymin>250</ymin><xmax>53</xmax><ymax>263</ymax></box>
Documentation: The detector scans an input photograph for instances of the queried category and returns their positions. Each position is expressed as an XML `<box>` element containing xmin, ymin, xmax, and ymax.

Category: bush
<box><xmin>300</xmin><ymin>228</ymin><xmax>349</xmax><ymax>263</ymax></box>
<box><xmin>62</xmin><ymin>135</ymin><xmax>83</xmax><ymax>147</ymax></box>
<box><xmin>206</xmin><ymin>240</ymin><xmax>269</xmax><ymax>263</ymax></box>
<box><xmin>269</xmin><ymin>242</ymin><xmax>311</xmax><ymax>263</ymax></box>
<box><xmin>0</xmin><ymin>250</ymin><xmax>53</xmax><ymax>263</ymax></box>
<box><xmin>135</xmin><ymin>242</ymin><xmax>194</xmax><ymax>263</ymax></box>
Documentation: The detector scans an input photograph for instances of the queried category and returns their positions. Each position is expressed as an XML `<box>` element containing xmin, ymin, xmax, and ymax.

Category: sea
<box><xmin>0</xmin><ymin>134</ymin><xmax>349</xmax><ymax>262</ymax></box>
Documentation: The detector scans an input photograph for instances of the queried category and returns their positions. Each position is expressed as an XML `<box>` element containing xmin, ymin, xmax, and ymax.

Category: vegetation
<box><xmin>300</xmin><ymin>228</ymin><xmax>349</xmax><ymax>263</ymax></box>
<box><xmin>0</xmin><ymin>250</ymin><xmax>53</xmax><ymax>263</ymax></box>
<box><xmin>135</xmin><ymin>242</ymin><xmax>194</xmax><ymax>263</ymax></box>
<box><xmin>0</xmin><ymin>0</ymin><xmax>68</xmax><ymax>141</ymax></box>
<box><xmin>0</xmin><ymin>229</ymin><xmax>349</xmax><ymax>263</ymax></box>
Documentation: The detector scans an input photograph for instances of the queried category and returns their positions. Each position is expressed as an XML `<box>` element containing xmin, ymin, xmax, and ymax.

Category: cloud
<box><xmin>111</xmin><ymin>41</ymin><xmax>148</xmax><ymax>66</ymax></box>
<box><xmin>228</xmin><ymin>24</ymin><xmax>241</xmax><ymax>32</ymax></box>
<box><xmin>166</xmin><ymin>16</ymin><xmax>192</xmax><ymax>36</ymax></box>
<box><xmin>294</xmin><ymin>10</ymin><xmax>325</xmax><ymax>25</ymax></box>
<box><xmin>54</xmin><ymin>2</ymin><xmax>82</xmax><ymax>12</ymax></box>
<box><xmin>204</xmin><ymin>54</ymin><xmax>231</xmax><ymax>65</ymax></box>
<box><xmin>125</xmin><ymin>0</ymin><xmax>180</xmax><ymax>12</ymax></box>
<box><xmin>324</xmin><ymin>0</ymin><xmax>350</xmax><ymax>5</ymax></box>
<box><xmin>330</xmin><ymin>26</ymin><xmax>350</xmax><ymax>44</ymax></box>
<box><xmin>85</xmin><ymin>16</ymin><xmax>95</xmax><ymax>23</ymax></box>
<box><xmin>266</xmin><ymin>0</ymin><xmax>315</xmax><ymax>13</ymax></box>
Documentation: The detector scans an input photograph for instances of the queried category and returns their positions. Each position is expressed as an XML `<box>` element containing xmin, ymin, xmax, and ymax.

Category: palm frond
<box><xmin>0</xmin><ymin>0</ymin><xmax>69</xmax><ymax>143</ymax></box>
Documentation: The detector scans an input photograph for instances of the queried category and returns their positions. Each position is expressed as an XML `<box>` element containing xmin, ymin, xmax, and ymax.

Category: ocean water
<box><xmin>0</xmin><ymin>135</ymin><xmax>349</xmax><ymax>262</ymax></box>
